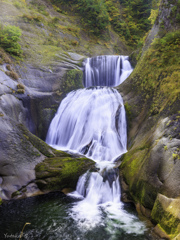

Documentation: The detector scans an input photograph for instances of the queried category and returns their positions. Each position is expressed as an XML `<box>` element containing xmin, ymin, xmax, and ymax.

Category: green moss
<box><xmin>124</xmin><ymin>102</ymin><xmax>132</xmax><ymax>122</ymax></box>
<box><xmin>172</xmin><ymin>153</ymin><xmax>180</xmax><ymax>160</ymax></box>
<box><xmin>35</xmin><ymin>156</ymin><xmax>94</xmax><ymax>191</ymax></box>
<box><xmin>121</xmin><ymin>146</ymin><xmax>157</xmax><ymax>208</ymax></box>
<box><xmin>11</xmin><ymin>191</ymin><xmax>21</xmax><ymax>198</ymax></box>
<box><xmin>131</xmin><ymin>30</ymin><xmax>180</xmax><ymax>116</ymax></box>
<box><xmin>62</xmin><ymin>69</ymin><xmax>83</xmax><ymax>93</ymax></box>
<box><xmin>164</xmin><ymin>145</ymin><xmax>168</xmax><ymax>151</ymax></box>
<box><xmin>132</xmin><ymin>180</ymin><xmax>157</xmax><ymax>209</ymax></box>
<box><xmin>0</xmin><ymin>197</ymin><xmax>2</xmax><ymax>205</ymax></box>
<box><xmin>120</xmin><ymin>138</ymin><xmax>158</xmax><ymax>208</ymax></box>
<box><xmin>151</xmin><ymin>198</ymin><xmax>180</xmax><ymax>238</ymax></box>
<box><xmin>53</xmin><ymin>149</ymin><xmax>70</xmax><ymax>158</ymax></box>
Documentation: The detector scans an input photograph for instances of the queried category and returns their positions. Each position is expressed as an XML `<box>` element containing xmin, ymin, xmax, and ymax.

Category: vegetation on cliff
<box><xmin>51</xmin><ymin>0</ymin><xmax>158</xmax><ymax>47</ymax></box>
<box><xmin>118</xmin><ymin>0</ymin><xmax>180</xmax><ymax>238</ymax></box>
<box><xmin>0</xmin><ymin>24</ymin><xmax>22</xmax><ymax>57</ymax></box>
<box><xmin>0</xmin><ymin>0</ymin><xmax>130</xmax><ymax>65</ymax></box>
<box><xmin>132</xmin><ymin>30</ymin><xmax>180</xmax><ymax>116</ymax></box>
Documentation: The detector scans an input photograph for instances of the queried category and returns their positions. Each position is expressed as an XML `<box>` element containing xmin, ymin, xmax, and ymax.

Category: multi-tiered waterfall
<box><xmin>46</xmin><ymin>56</ymin><xmax>132</xmax><ymax>161</ymax></box>
<box><xmin>46</xmin><ymin>56</ymin><xmax>146</xmax><ymax>234</ymax></box>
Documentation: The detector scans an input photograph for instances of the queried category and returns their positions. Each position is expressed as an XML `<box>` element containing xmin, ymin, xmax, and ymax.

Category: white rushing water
<box><xmin>46</xmin><ymin>87</ymin><xmax>127</xmax><ymax>162</ymax></box>
<box><xmin>46</xmin><ymin>55</ymin><xmax>146</xmax><ymax>234</ymax></box>
<box><xmin>83</xmin><ymin>55</ymin><xmax>133</xmax><ymax>87</ymax></box>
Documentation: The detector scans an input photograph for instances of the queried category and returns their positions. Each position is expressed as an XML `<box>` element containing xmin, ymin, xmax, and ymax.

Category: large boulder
<box><xmin>151</xmin><ymin>194</ymin><xmax>180</xmax><ymax>239</ymax></box>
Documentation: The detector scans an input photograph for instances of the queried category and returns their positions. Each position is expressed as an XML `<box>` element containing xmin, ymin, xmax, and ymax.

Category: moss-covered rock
<box><xmin>151</xmin><ymin>194</ymin><xmax>180</xmax><ymax>239</ymax></box>
<box><xmin>35</xmin><ymin>154</ymin><xmax>95</xmax><ymax>192</ymax></box>
<box><xmin>62</xmin><ymin>69</ymin><xmax>84</xmax><ymax>94</ymax></box>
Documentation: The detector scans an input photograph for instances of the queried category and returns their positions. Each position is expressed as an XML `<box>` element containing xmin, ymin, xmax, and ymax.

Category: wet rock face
<box><xmin>0</xmin><ymin>51</ymin><xmax>85</xmax><ymax>200</ymax></box>
<box><xmin>0</xmin><ymin>119</ymin><xmax>45</xmax><ymax>200</ymax></box>
<box><xmin>15</xmin><ymin>53</ymin><xmax>84</xmax><ymax>140</ymax></box>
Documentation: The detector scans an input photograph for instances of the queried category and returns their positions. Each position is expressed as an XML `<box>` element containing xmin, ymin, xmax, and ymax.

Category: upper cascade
<box><xmin>46</xmin><ymin>55</ymin><xmax>132</xmax><ymax>163</ymax></box>
<box><xmin>83</xmin><ymin>55</ymin><xmax>133</xmax><ymax>88</ymax></box>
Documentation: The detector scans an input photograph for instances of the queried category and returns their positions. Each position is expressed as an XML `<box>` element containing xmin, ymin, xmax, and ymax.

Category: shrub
<box><xmin>22</xmin><ymin>14</ymin><xmax>43</xmax><ymax>23</ymax></box>
<box><xmin>17</xmin><ymin>83</ymin><xmax>25</xmax><ymax>94</ymax></box>
<box><xmin>0</xmin><ymin>25</ymin><xmax>23</xmax><ymax>57</ymax></box>
<box><xmin>6</xmin><ymin>64</ymin><xmax>12</xmax><ymax>71</ymax></box>
<box><xmin>0</xmin><ymin>48</ymin><xmax>12</xmax><ymax>63</ymax></box>
<box><xmin>5</xmin><ymin>70</ymin><xmax>19</xmax><ymax>80</ymax></box>
<box><xmin>71</xmin><ymin>40</ymin><xmax>79</xmax><ymax>46</ymax></box>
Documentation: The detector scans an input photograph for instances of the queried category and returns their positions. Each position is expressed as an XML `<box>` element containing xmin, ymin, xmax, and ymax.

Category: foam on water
<box><xmin>46</xmin><ymin>55</ymin><xmax>146</xmax><ymax>235</ymax></box>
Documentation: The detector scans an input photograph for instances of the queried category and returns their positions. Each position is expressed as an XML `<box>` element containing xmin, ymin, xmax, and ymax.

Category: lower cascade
<box><xmin>46</xmin><ymin>55</ymin><xmax>147</xmax><ymax>236</ymax></box>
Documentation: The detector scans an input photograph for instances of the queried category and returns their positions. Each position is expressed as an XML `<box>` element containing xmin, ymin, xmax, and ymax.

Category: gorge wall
<box><xmin>118</xmin><ymin>0</ymin><xmax>180</xmax><ymax>239</ymax></box>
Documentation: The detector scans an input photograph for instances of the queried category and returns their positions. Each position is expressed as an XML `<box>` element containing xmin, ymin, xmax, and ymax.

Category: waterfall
<box><xmin>46</xmin><ymin>56</ymin><xmax>145</xmax><ymax>233</ymax></box>
<box><xmin>46</xmin><ymin>55</ymin><xmax>132</xmax><ymax>161</ymax></box>
<box><xmin>83</xmin><ymin>55</ymin><xmax>133</xmax><ymax>87</ymax></box>
<box><xmin>46</xmin><ymin>87</ymin><xmax>127</xmax><ymax>162</ymax></box>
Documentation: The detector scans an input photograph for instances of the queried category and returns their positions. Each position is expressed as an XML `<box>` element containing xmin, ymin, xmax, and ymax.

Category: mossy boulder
<box><xmin>35</xmin><ymin>154</ymin><xmax>95</xmax><ymax>192</ymax></box>
<box><xmin>151</xmin><ymin>194</ymin><xmax>180</xmax><ymax>239</ymax></box>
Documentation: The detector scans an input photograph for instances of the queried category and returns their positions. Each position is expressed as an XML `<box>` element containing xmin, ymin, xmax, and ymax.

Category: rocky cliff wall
<box><xmin>118</xmin><ymin>0</ymin><xmax>180</xmax><ymax>238</ymax></box>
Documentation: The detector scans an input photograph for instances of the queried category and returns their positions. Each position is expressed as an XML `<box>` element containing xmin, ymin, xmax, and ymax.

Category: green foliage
<box><xmin>51</xmin><ymin>0</ymin><xmax>157</xmax><ymax>45</ymax></box>
<box><xmin>0</xmin><ymin>25</ymin><xmax>23</xmax><ymax>57</ymax></box>
<box><xmin>172</xmin><ymin>153</ymin><xmax>179</xmax><ymax>159</ymax></box>
<box><xmin>76</xmin><ymin>0</ymin><xmax>110</xmax><ymax>35</ymax></box>
<box><xmin>132</xmin><ymin>30</ymin><xmax>180</xmax><ymax>114</ymax></box>
<box><xmin>51</xmin><ymin>0</ymin><xmax>110</xmax><ymax>35</ymax></box>
<box><xmin>119</xmin><ymin>0</ymin><xmax>152</xmax><ymax>45</ymax></box>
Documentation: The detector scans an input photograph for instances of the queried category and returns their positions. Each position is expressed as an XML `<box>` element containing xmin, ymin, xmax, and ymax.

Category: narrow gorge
<box><xmin>0</xmin><ymin>0</ymin><xmax>179</xmax><ymax>239</ymax></box>
<box><xmin>0</xmin><ymin>55</ymin><xmax>153</xmax><ymax>239</ymax></box>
